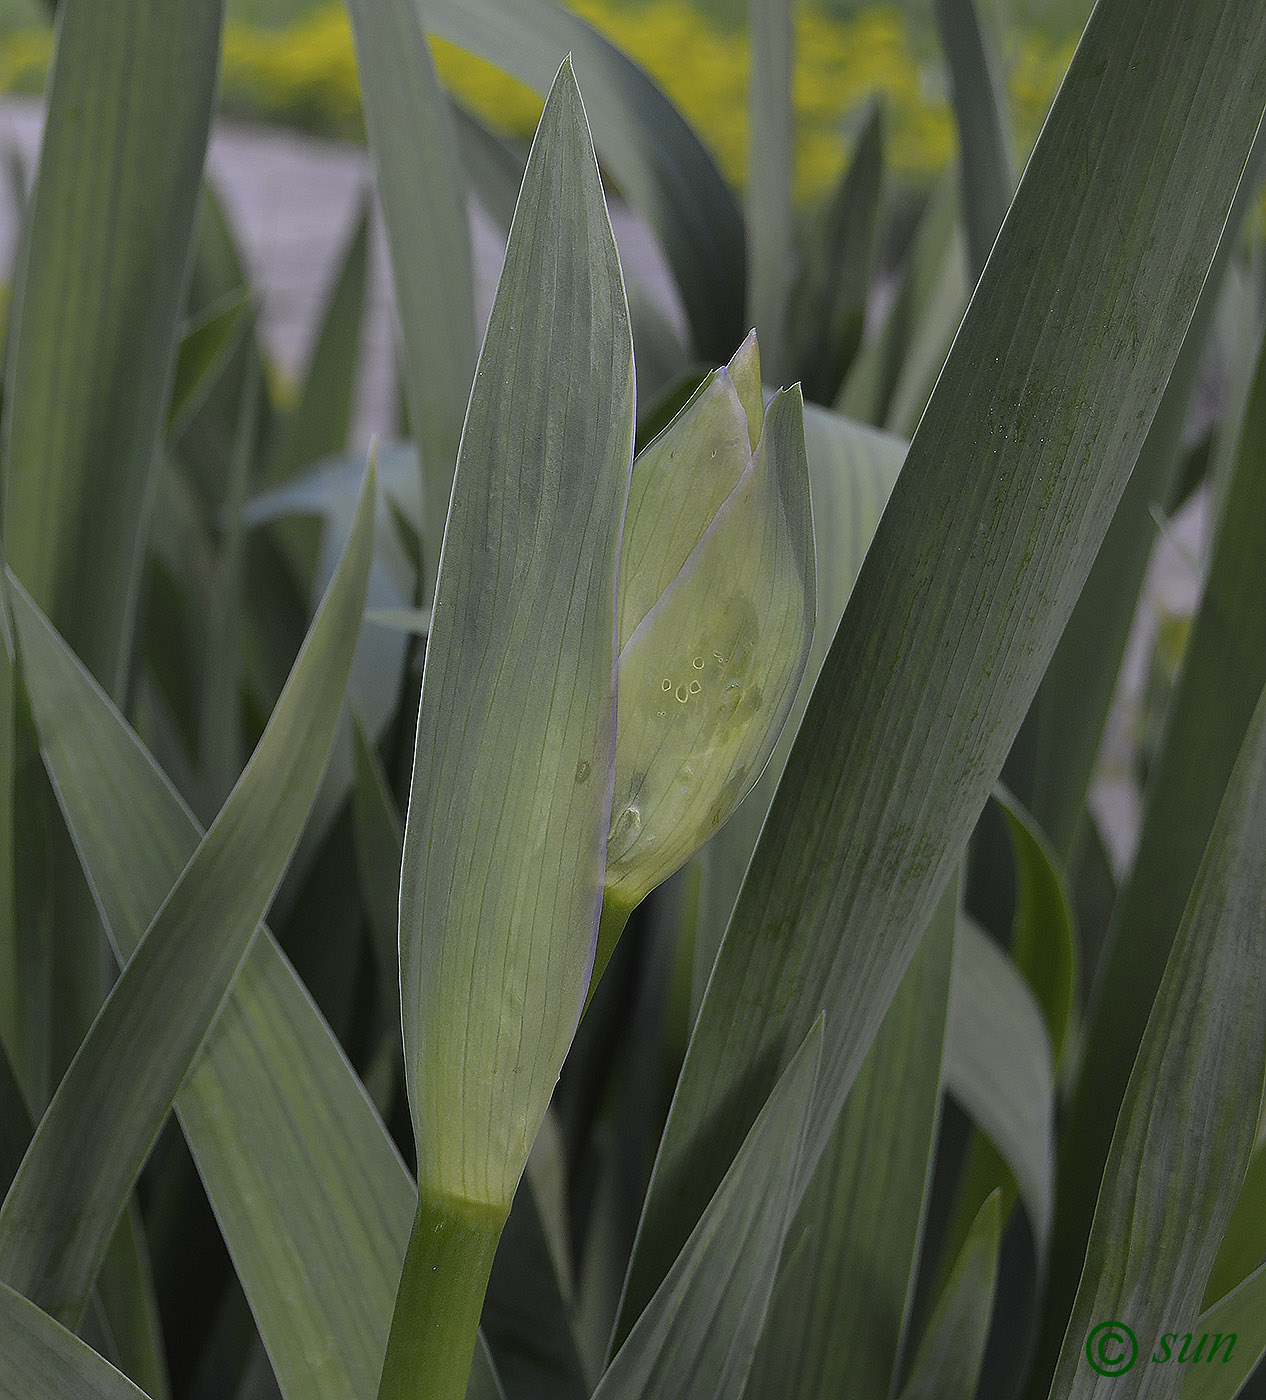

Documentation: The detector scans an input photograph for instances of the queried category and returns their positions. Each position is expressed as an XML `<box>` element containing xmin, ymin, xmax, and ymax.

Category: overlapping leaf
<box><xmin>615</xmin><ymin>0</ymin><xmax>1266</xmax><ymax>1338</ymax></box>
<box><xmin>1046</xmin><ymin>683</ymin><xmax>1266</xmax><ymax>1400</ymax></box>
<box><xmin>0</xmin><ymin>464</ymin><xmax>373</xmax><ymax>1326</ymax></box>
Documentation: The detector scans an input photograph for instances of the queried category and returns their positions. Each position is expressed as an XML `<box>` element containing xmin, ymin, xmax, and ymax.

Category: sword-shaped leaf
<box><xmin>6</xmin><ymin>487</ymin><xmax>505</xmax><ymax>1400</ymax></box>
<box><xmin>380</xmin><ymin>59</ymin><xmax>634</xmax><ymax>1400</ymax></box>
<box><xmin>346</xmin><ymin>0</ymin><xmax>475</xmax><ymax>589</ymax></box>
<box><xmin>0</xmin><ymin>463</ymin><xmax>373</xmax><ymax>1327</ymax></box>
<box><xmin>594</xmin><ymin>1018</ymin><xmax>822</xmax><ymax>1400</ymax></box>
<box><xmin>895</xmin><ymin>1194</ymin><xmax>1001</xmax><ymax>1400</ymax></box>
<box><xmin>615</xmin><ymin>0</ymin><xmax>1266</xmax><ymax>1338</ymax></box>
<box><xmin>1046</xmin><ymin>682</ymin><xmax>1266</xmax><ymax>1400</ymax></box>
<box><xmin>744</xmin><ymin>880</ymin><xmax>955</xmax><ymax>1400</ymax></box>
<box><xmin>0</xmin><ymin>1280</ymin><xmax>149</xmax><ymax>1400</ymax></box>
<box><xmin>2</xmin><ymin>0</ymin><xmax>223</xmax><ymax>696</ymax></box>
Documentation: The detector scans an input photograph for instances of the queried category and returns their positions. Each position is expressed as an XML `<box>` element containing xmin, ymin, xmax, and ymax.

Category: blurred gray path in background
<box><xmin>0</xmin><ymin>97</ymin><xmax>1207</xmax><ymax>863</ymax></box>
<box><xmin>0</xmin><ymin>98</ymin><xmax>683</xmax><ymax>448</ymax></box>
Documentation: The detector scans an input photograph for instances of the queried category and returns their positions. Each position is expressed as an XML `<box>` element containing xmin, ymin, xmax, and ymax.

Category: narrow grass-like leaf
<box><xmin>483</xmin><ymin>1178</ymin><xmax>589</xmax><ymax>1400</ymax></box>
<box><xmin>0</xmin><ymin>1279</ymin><xmax>149</xmax><ymax>1400</ymax></box>
<box><xmin>745</xmin><ymin>880</ymin><xmax>955</xmax><ymax>1400</ymax></box>
<box><xmin>452</xmin><ymin>101</ymin><xmax>528</xmax><ymax>233</ymax></box>
<box><xmin>594</xmin><ymin>1018</ymin><xmax>821</xmax><ymax>1400</ymax></box>
<box><xmin>95</xmin><ymin>1204</ymin><xmax>169</xmax><ymax>1400</ymax></box>
<box><xmin>380</xmin><ymin>60</ymin><xmax>634</xmax><ymax>1400</ymax></box>
<box><xmin>1046</xmin><ymin>682</ymin><xmax>1266</xmax><ymax>1400</ymax></box>
<box><xmin>836</xmin><ymin>173</ymin><xmax>958</xmax><ymax>428</ymax></box>
<box><xmin>1205</xmin><ymin>1139</ymin><xmax>1266</xmax><ymax>1307</ymax></box>
<box><xmin>7</xmin><ymin>520</ymin><xmax>505</xmax><ymax>1400</ymax></box>
<box><xmin>0</xmin><ymin>1035</ymin><xmax>28</xmax><ymax>1195</ymax></box>
<box><xmin>746</xmin><ymin>0</ymin><xmax>794</xmax><ymax>377</ymax></box>
<box><xmin>787</xmin><ymin>103</ymin><xmax>884</xmax><ymax>407</ymax></box>
<box><xmin>350</xmin><ymin>713</ymin><xmax>404</xmax><ymax>1033</ymax></box>
<box><xmin>0</xmin><ymin>463</ymin><xmax>373</xmax><ymax>1326</ymax></box>
<box><xmin>615</xmin><ymin>0</ymin><xmax>1266</xmax><ymax>1337</ymax></box>
<box><xmin>1</xmin><ymin>0</ymin><xmax>223</xmax><ymax>696</ymax></box>
<box><xmin>1013</xmin><ymin>121</ymin><xmax>1266</xmax><ymax>860</ymax></box>
<box><xmin>267</xmin><ymin>196</ymin><xmax>370</xmax><ymax>484</ymax></box>
<box><xmin>896</xmin><ymin>1194</ymin><xmax>1001</xmax><ymax>1400</ymax></box>
<box><xmin>933</xmin><ymin>0</ymin><xmax>1013</xmax><ymax>281</ymax></box>
<box><xmin>199</xmin><ymin>352</ymin><xmax>260</xmax><ymax>806</ymax></box>
<box><xmin>346</xmin><ymin>0</ymin><xmax>475</xmax><ymax>582</ymax></box>
<box><xmin>426</xmin><ymin>0</ymin><xmax>745</xmax><ymax>360</ymax></box>
<box><xmin>169</xmin><ymin>291</ymin><xmax>250</xmax><ymax>439</ymax></box>
<box><xmin>997</xmin><ymin>789</ymin><xmax>1076</xmax><ymax>1065</ymax></box>
<box><xmin>945</xmin><ymin>919</ymin><xmax>1054</xmax><ymax>1256</ymax></box>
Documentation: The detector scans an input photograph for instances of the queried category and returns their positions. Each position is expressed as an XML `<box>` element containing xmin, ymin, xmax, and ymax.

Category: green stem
<box><xmin>376</xmin><ymin>1193</ymin><xmax>506</xmax><ymax>1400</ymax></box>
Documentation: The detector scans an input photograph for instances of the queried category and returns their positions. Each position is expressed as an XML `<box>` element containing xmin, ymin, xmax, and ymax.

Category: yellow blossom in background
<box><xmin>0</xmin><ymin>0</ymin><xmax>1082</xmax><ymax>206</ymax></box>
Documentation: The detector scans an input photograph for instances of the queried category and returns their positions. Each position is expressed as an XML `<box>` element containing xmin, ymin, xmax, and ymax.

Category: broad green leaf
<box><xmin>266</xmin><ymin>197</ymin><xmax>371</xmax><ymax>484</ymax></box>
<box><xmin>787</xmin><ymin>103</ymin><xmax>884</xmax><ymax>407</ymax></box>
<box><xmin>1046</xmin><ymin>682</ymin><xmax>1266</xmax><ymax>1400</ymax></box>
<box><xmin>934</xmin><ymin>0</ymin><xmax>1013</xmax><ymax>281</ymax></box>
<box><xmin>425</xmin><ymin>0</ymin><xmax>745</xmax><ymax>361</ymax></box>
<box><xmin>0</xmin><ymin>1279</ymin><xmax>149</xmax><ymax>1400</ymax></box>
<box><xmin>594</xmin><ymin>1019</ymin><xmax>822</xmax><ymax>1400</ymax></box>
<box><xmin>746</xmin><ymin>0</ymin><xmax>793</xmax><ymax>377</ymax></box>
<box><xmin>1</xmin><ymin>0</ymin><xmax>223</xmax><ymax>696</ymax></box>
<box><xmin>0</xmin><ymin>462</ymin><xmax>373</xmax><ymax>1326</ymax></box>
<box><xmin>604</xmin><ymin>382</ymin><xmax>815</xmax><ymax>924</ymax></box>
<box><xmin>1047</xmin><ymin>223</ymin><xmax>1266</xmax><ymax>1352</ymax></box>
<box><xmin>615</xmin><ymin>0</ymin><xmax>1266</xmax><ymax>1339</ymax></box>
<box><xmin>745</xmin><ymin>880</ymin><xmax>955</xmax><ymax>1400</ymax></box>
<box><xmin>346</xmin><ymin>0</ymin><xmax>475</xmax><ymax>591</ymax></box>
<box><xmin>694</xmin><ymin>404</ymin><xmax>904</xmax><ymax>1001</ymax></box>
<box><xmin>896</xmin><ymin>1193</ymin><xmax>1001</xmax><ymax>1400</ymax></box>
<box><xmin>1012</xmin><ymin>120</ymin><xmax>1266</xmax><ymax>860</ymax></box>
<box><xmin>199</xmin><ymin>351</ymin><xmax>260</xmax><ymax>806</ymax></box>
<box><xmin>997</xmin><ymin>789</ymin><xmax>1076</xmax><ymax>1065</ymax></box>
<box><xmin>6</xmin><ymin>500</ymin><xmax>503</xmax><ymax>1400</ymax></box>
<box><xmin>945</xmin><ymin>918</ymin><xmax>1054</xmax><ymax>1256</ymax></box>
<box><xmin>398</xmin><ymin>58</ymin><xmax>634</xmax><ymax>1213</ymax></box>
<box><xmin>1181</xmin><ymin>1261</ymin><xmax>1266</xmax><ymax>1400</ymax></box>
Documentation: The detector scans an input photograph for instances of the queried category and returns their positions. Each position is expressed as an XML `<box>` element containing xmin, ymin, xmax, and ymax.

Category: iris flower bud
<box><xmin>595</xmin><ymin>334</ymin><xmax>816</xmax><ymax>982</ymax></box>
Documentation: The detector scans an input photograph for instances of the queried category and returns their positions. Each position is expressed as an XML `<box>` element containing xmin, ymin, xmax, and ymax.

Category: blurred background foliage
<box><xmin>0</xmin><ymin>0</ymin><xmax>1083</xmax><ymax>202</ymax></box>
